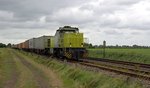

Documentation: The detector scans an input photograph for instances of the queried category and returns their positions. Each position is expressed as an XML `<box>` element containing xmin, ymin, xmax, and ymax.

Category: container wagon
<box><xmin>28</xmin><ymin>36</ymin><xmax>53</xmax><ymax>55</ymax></box>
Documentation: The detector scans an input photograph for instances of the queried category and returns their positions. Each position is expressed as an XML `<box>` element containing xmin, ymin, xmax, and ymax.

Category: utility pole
<box><xmin>103</xmin><ymin>40</ymin><xmax>106</xmax><ymax>58</ymax></box>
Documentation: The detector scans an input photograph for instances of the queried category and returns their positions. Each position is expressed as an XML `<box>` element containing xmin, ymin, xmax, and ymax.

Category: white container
<box><xmin>34</xmin><ymin>36</ymin><xmax>51</xmax><ymax>50</ymax></box>
<box><xmin>29</xmin><ymin>38</ymin><xmax>36</xmax><ymax>49</ymax></box>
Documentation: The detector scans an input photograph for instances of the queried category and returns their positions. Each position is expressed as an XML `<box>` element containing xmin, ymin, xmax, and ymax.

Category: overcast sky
<box><xmin>0</xmin><ymin>0</ymin><xmax>150</xmax><ymax>46</ymax></box>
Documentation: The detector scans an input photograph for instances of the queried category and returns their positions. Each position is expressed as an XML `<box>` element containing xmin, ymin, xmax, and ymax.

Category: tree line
<box><xmin>1</xmin><ymin>42</ymin><xmax>150</xmax><ymax>49</ymax></box>
<box><xmin>0</xmin><ymin>43</ymin><xmax>11</xmax><ymax>48</ymax></box>
<box><xmin>84</xmin><ymin>43</ymin><xmax>150</xmax><ymax>49</ymax></box>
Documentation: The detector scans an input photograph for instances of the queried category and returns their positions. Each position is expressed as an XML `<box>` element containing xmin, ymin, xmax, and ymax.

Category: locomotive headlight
<box><xmin>81</xmin><ymin>43</ymin><xmax>83</xmax><ymax>47</ymax></box>
<box><xmin>70</xmin><ymin>43</ymin><xmax>72</xmax><ymax>47</ymax></box>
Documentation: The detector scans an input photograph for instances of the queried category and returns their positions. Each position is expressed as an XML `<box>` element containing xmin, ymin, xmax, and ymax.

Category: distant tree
<box><xmin>132</xmin><ymin>44</ymin><xmax>138</xmax><ymax>48</ymax></box>
<box><xmin>0</xmin><ymin>43</ymin><xmax>6</xmax><ymax>48</ymax></box>
<box><xmin>121</xmin><ymin>45</ymin><xmax>130</xmax><ymax>48</ymax></box>
<box><xmin>89</xmin><ymin>43</ymin><xmax>93</xmax><ymax>48</ymax></box>
<box><xmin>84</xmin><ymin>42</ymin><xmax>150</xmax><ymax>49</ymax></box>
<box><xmin>84</xmin><ymin>43</ymin><xmax>89</xmax><ymax>48</ymax></box>
<box><xmin>84</xmin><ymin>43</ymin><xmax>93</xmax><ymax>48</ymax></box>
<box><xmin>99</xmin><ymin>45</ymin><xmax>103</xmax><ymax>48</ymax></box>
<box><xmin>7</xmin><ymin>43</ymin><xmax>12</xmax><ymax>48</ymax></box>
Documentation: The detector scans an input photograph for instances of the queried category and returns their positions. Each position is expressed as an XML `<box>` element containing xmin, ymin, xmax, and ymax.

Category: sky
<box><xmin>0</xmin><ymin>0</ymin><xmax>150</xmax><ymax>46</ymax></box>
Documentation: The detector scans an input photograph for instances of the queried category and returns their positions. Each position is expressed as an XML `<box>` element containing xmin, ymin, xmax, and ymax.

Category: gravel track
<box><xmin>12</xmin><ymin>50</ymin><xmax>63</xmax><ymax>88</ymax></box>
<box><xmin>0</xmin><ymin>49</ymin><xmax>63</xmax><ymax>88</ymax></box>
<box><xmin>1</xmin><ymin>50</ymin><xmax>19</xmax><ymax>88</ymax></box>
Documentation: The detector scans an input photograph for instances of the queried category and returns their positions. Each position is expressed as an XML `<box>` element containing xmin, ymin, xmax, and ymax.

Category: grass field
<box><xmin>0</xmin><ymin>48</ymin><xmax>147</xmax><ymax>88</ymax></box>
<box><xmin>0</xmin><ymin>48</ymin><xmax>19</xmax><ymax>88</ymax></box>
<box><xmin>18</xmin><ymin>49</ymin><xmax>145</xmax><ymax>88</ymax></box>
<box><xmin>0</xmin><ymin>48</ymin><xmax>62</xmax><ymax>88</ymax></box>
<box><xmin>88</xmin><ymin>48</ymin><xmax>150</xmax><ymax>64</ymax></box>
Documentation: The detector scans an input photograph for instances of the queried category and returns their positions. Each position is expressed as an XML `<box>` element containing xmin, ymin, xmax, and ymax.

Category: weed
<box><xmin>88</xmin><ymin>48</ymin><xmax>150</xmax><ymax>64</ymax></box>
<box><xmin>17</xmin><ymin>49</ymin><xmax>144</xmax><ymax>88</ymax></box>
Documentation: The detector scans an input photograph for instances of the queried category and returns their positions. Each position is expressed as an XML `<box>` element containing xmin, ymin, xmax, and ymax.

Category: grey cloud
<box><xmin>104</xmin><ymin>29</ymin><xmax>123</xmax><ymax>35</ymax></box>
<box><xmin>111</xmin><ymin>17</ymin><xmax>150</xmax><ymax>30</ymax></box>
<box><xmin>80</xmin><ymin>0</ymin><xmax>142</xmax><ymax>14</ymax></box>
<box><xmin>0</xmin><ymin>0</ymin><xmax>150</xmax><ymax>45</ymax></box>
<box><xmin>0</xmin><ymin>0</ymin><xmax>93</xmax><ymax>29</ymax></box>
<box><xmin>131</xmin><ymin>31</ymin><xmax>142</xmax><ymax>35</ymax></box>
<box><xmin>0</xmin><ymin>0</ymin><xmax>144</xmax><ymax>29</ymax></box>
<box><xmin>103</xmin><ymin>0</ymin><xmax>142</xmax><ymax>5</ymax></box>
<box><xmin>46</xmin><ymin>7</ymin><xmax>94</xmax><ymax>24</ymax></box>
<box><xmin>0</xmin><ymin>0</ymin><xmax>90</xmax><ymax>21</ymax></box>
<box><xmin>0</xmin><ymin>10</ymin><xmax>14</xmax><ymax>21</ymax></box>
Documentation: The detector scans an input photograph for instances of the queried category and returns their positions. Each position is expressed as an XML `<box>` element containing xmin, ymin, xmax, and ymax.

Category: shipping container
<box><xmin>18</xmin><ymin>43</ymin><xmax>23</xmax><ymax>49</ymax></box>
<box><xmin>21</xmin><ymin>43</ymin><xmax>24</xmax><ymax>49</ymax></box>
<box><xmin>34</xmin><ymin>36</ymin><xmax>52</xmax><ymax>50</ymax></box>
<box><xmin>29</xmin><ymin>38</ymin><xmax>36</xmax><ymax>49</ymax></box>
<box><xmin>54</xmin><ymin>31</ymin><xmax>60</xmax><ymax>47</ymax></box>
<box><xmin>21</xmin><ymin>42</ymin><xmax>25</xmax><ymax>49</ymax></box>
<box><xmin>49</xmin><ymin>36</ymin><xmax>54</xmax><ymax>54</ymax></box>
<box><xmin>16</xmin><ymin>44</ymin><xmax>18</xmax><ymax>48</ymax></box>
<box><xmin>24</xmin><ymin>40</ymin><xmax>29</xmax><ymax>49</ymax></box>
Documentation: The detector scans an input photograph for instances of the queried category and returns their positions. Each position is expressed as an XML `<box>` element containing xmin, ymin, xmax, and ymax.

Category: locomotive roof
<box><xmin>57</xmin><ymin>26</ymin><xmax>79</xmax><ymax>32</ymax></box>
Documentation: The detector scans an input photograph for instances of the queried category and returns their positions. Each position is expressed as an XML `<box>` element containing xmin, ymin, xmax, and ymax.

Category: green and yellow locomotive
<box><xmin>51</xmin><ymin>26</ymin><xmax>87</xmax><ymax>60</ymax></box>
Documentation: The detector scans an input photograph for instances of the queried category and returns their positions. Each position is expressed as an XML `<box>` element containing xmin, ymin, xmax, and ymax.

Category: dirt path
<box><xmin>0</xmin><ymin>48</ymin><xmax>63</xmax><ymax>88</ymax></box>
<box><xmin>12</xmin><ymin>50</ymin><xmax>63</xmax><ymax>88</ymax></box>
<box><xmin>0</xmin><ymin>49</ymin><xmax>19</xmax><ymax>88</ymax></box>
<box><xmin>3</xmin><ymin>61</ymin><xmax>18</xmax><ymax>88</ymax></box>
<box><xmin>4</xmin><ymin>64</ymin><xmax>18</xmax><ymax>88</ymax></box>
<box><xmin>14</xmin><ymin>53</ymin><xmax>50</xmax><ymax>88</ymax></box>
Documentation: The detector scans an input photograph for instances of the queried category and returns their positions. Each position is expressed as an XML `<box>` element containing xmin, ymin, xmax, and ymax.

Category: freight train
<box><xmin>13</xmin><ymin>26</ymin><xmax>87</xmax><ymax>60</ymax></box>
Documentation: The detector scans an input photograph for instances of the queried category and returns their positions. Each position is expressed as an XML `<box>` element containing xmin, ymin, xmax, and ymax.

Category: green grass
<box><xmin>0</xmin><ymin>48</ymin><xmax>50</xmax><ymax>88</ymax></box>
<box><xmin>88</xmin><ymin>48</ymin><xmax>150</xmax><ymax>64</ymax></box>
<box><xmin>18</xmin><ymin>50</ymin><xmax>144</xmax><ymax>88</ymax></box>
<box><xmin>12</xmin><ymin>53</ymin><xmax>37</xmax><ymax>88</ymax></box>
<box><xmin>0</xmin><ymin>48</ymin><xmax>19</xmax><ymax>88</ymax></box>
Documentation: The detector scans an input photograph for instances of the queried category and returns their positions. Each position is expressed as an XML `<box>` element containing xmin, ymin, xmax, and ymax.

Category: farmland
<box><xmin>88</xmin><ymin>48</ymin><xmax>150</xmax><ymax>64</ymax></box>
<box><xmin>0</xmin><ymin>48</ymin><xmax>62</xmax><ymax>88</ymax></box>
<box><xmin>0</xmin><ymin>48</ymin><xmax>147</xmax><ymax>88</ymax></box>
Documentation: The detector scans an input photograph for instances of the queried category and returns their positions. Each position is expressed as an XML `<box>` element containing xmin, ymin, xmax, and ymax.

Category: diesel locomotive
<box><xmin>13</xmin><ymin>26</ymin><xmax>87</xmax><ymax>60</ymax></box>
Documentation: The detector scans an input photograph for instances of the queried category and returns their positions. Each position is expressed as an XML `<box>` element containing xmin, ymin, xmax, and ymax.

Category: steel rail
<box><xmin>77</xmin><ymin>59</ymin><xmax>150</xmax><ymax>81</ymax></box>
<box><xmin>85</xmin><ymin>57</ymin><xmax>150</xmax><ymax>68</ymax></box>
<box><xmin>79</xmin><ymin>61</ymin><xmax>150</xmax><ymax>81</ymax></box>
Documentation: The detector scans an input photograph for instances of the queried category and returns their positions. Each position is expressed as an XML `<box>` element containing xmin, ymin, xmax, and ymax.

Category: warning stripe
<box><xmin>83</xmin><ymin>52</ymin><xmax>88</xmax><ymax>58</ymax></box>
<box><xmin>65</xmin><ymin>52</ymin><xmax>72</xmax><ymax>59</ymax></box>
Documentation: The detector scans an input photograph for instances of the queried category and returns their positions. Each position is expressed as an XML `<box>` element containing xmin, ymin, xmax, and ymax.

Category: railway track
<box><xmin>86</xmin><ymin>57</ymin><xmax>150</xmax><ymax>68</ymax></box>
<box><xmin>19</xmin><ymin>50</ymin><xmax>150</xmax><ymax>81</ymax></box>
<box><xmin>77</xmin><ymin>58</ymin><xmax>150</xmax><ymax>81</ymax></box>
